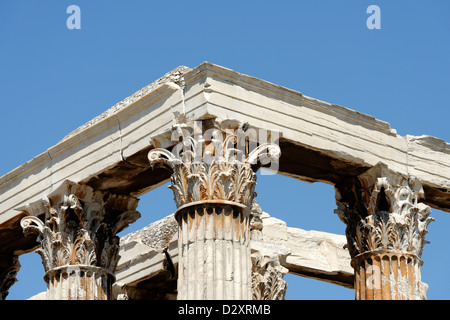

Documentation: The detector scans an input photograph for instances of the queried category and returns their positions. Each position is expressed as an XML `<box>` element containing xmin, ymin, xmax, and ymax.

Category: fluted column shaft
<box><xmin>352</xmin><ymin>251</ymin><xmax>423</xmax><ymax>300</ymax></box>
<box><xmin>45</xmin><ymin>265</ymin><xmax>114</xmax><ymax>300</ymax></box>
<box><xmin>19</xmin><ymin>180</ymin><xmax>140</xmax><ymax>300</ymax></box>
<box><xmin>176</xmin><ymin>202</ymin><xmax>251</xmax><ymax>299</ymax></box>
<box><xmin>335</xmin><ymin>163</ymin><xmax>434</xmax><ymax>300</ymax></box>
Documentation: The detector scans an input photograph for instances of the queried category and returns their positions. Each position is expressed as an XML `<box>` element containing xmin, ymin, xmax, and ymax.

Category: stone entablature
<box><xmin>0</xmin><ymin>63</ymin><xmax>447</xmax><ymax>300</ymax></box>
<box><xmin>1</xmin><ymin>62</ymin><xmax>449</xmax><ymax>233</ymax></box>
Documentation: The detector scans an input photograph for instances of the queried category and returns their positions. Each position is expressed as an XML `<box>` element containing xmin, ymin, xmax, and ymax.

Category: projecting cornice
<box><xmin>0</xmin><ymin>62</ymin><xmax>449</xmax><ymax>257</ymax></box>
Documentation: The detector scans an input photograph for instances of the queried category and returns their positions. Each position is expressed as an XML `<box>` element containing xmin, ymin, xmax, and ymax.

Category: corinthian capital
<box><xmin>148</xmin><ymin>124</ymin><xmax>281</xmax><ymax>208</ymax></box>
<box><xmin>18</xmin><ymin>181</ymin><xmax>140</xmax><ymax>274</ymax></box>
<box><xmin>335</xmin><ymin>163</ymin><xmax>434</xmax><ymax>260</ymax></box>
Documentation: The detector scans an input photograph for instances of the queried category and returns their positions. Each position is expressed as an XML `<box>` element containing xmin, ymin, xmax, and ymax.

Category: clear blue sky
<box><xmin>1</xmin><ymin>1</ymin><xmax>449</xmax><ymax>300</ymax></box>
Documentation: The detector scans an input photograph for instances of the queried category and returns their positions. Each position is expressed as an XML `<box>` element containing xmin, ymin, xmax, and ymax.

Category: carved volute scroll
<box><xmin>148</xmin><ymin>123</ymin><xmax>281</xmax><ymax>210</ymax></box>
<box><xmin>148</xmin><ymin>122</ymin><xmax>281</xmax><ymax>300</ymax></box>
<box><xmin>335</xmin><ymin>163</ymin><xmax>434</xmax><ymax>300</ymax></box>
<box><xmin>18</xmin><ymin>180</ymin><xmax>140</xmax><ymax>300</ymax></box>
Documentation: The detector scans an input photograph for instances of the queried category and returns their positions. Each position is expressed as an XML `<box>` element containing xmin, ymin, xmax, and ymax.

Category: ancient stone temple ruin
<box><xmin>0</xmin><ymin>62</ymin><xmax>448</xmax><ymax>300</ymax></box>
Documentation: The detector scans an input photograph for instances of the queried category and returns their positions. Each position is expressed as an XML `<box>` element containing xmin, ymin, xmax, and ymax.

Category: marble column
<box><xmin>19</xmin><ymin>181</ymin><xmax>140</xmax><ymax>300</ymax></box>
<box><xmin>335</xmin><ymin>163</ymin><xmax>434</xmax><ymax>300</ymax></box>
<box><xmin>148</xmin><ymin>126</ymin><xmax>280</xmax><ymax>300</ymax></box>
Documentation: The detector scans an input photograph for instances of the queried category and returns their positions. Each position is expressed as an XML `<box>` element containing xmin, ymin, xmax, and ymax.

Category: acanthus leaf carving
<box><xmin>148</xmin><ymin>126</ymin><xmax>280</xmax><ymax>208</ymax></box>
<box><xmin>19</xmin><ymin>181</ymin><xmax>140</xmax><ymax>275</ymax></box>
<box><xmin>335</xmin><ymin>164</ymin><xmax>434</xmax><ymax>260</ymax></box>
<box><xmin>251</xmin><ymin>249</ymin><xmax>289</xmax><ymax>300</ymax></box>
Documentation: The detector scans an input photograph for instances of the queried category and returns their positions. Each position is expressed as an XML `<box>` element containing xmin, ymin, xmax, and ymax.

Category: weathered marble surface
<box><xmin>112</xmin><ymin>212</ymin><xmax>353</xmax><ymax>299</ymax></box>
<box><xmin>2</xmin><ymin>62</ymin><xmax>449</xmax><ymax>233</ymax></box>
<box><xmin>0</xmin><ymin>62</ymin><xmax>447</xmax><ymax>299</ymax></box>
